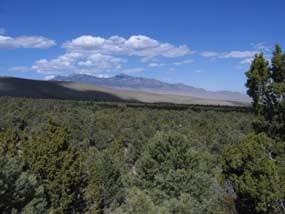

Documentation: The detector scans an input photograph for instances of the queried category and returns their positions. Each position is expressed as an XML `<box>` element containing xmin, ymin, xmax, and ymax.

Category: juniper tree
<box><xmin>245</xmin><ymin>53</ymin><xmax>270</xmax><ymax>115</ymax></box>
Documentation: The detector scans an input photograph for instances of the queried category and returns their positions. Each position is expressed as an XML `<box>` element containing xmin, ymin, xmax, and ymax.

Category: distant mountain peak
<box><xmin>114</xmin><ymin>73</ymin><xmax>131</xmax><ymax>78</ymax></box>
<box><xmin>112</xmin><ymin>73</ymin><xmax>134</xmax><ymax>80</ymax></box>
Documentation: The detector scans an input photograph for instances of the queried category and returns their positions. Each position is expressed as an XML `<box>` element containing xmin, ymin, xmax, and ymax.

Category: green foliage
<box><xmin>85</xmin><ymin>140</ymin><xmax>126</xmax><ymax>213</ymax></box>
<box><xmin>0</xmin><ymin>155</ymin><xmax>47</xmax><ymax>213</ymax></box>
<box><xmin>0</xmin><ymin>129</ymin><xmax>22</xmax><ymax>156</ymax></box>
<box><xmin>134</xmin><ymin>131</ymin><xmax>223</xmax><ymax>213</ymax></box>
<box><xmin>114</xmin><ymin>187</ymin><xmax>158</xmax><ymax>214</ymax></box>
<box><xmin>99</xmin><ymin>140</ymin><xmax>126</xmax><ymax>207</ymax></box>
<box><xmin>245</xmin><ymin>45</ymin><xmax>285</xmax><ymax>140</ymax></box>
<box><xmin>271</xmin><ymin>44</ymin><xmax>285</xmax><ymax>83</ymax></box>
<box><xmin>22</xmin><ymin>120</ymin><xmax>86</xmax><ymax>213</ymax></box>
<box><xmin>116</xmin><ymin>188</ymin><xmax>221</xmax><ymax>214</ymax></box>
<box><xmin>0</xmin><ymin>97</ymin><xmax>253</xmax><ymax>213</ymax></box>
<box><xmin>223</xmin><ymin>134</ymin><xmax>285</xmax><ymax>213</ymax></box>
<box><xmin>245</xmin><ymin>53</ymin><xmax>270</xmax><ymax>114</ymax></box>
<box><xmin>83</xmin><ymin>149</ymin><xmax>102</xmax><ymax>214</ymax></box>
<box><xmin>224</xmin><ymin>43</ymin><xmax>285</xmax><ymax>214</ymax></box>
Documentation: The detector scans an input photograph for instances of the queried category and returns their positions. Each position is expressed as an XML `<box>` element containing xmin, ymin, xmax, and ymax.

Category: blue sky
<box><xmin>0</xmin><ymin>0</ymin><xmax>285</xmax><ymax>92</ymax></box>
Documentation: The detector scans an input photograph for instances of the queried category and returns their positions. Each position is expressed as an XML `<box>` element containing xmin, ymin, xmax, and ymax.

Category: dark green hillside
<box><xmin>0</xmin><ymin>77</ymin><xmax>126</xmax><ymax>102</ymax></box>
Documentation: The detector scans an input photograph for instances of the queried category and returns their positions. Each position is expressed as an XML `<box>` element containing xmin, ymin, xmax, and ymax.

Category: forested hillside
<box><xmin>0</xmin><ymin>97</ymin><xmax>253</xmax><ymax>213</ymax></box>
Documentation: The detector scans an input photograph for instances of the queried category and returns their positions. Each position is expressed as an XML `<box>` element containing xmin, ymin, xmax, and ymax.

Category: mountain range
<box><xmin>53</xmin><ymin>73</ymin><xmax>250</xmax><ymax>103</ymax></box>
<box><xmin>0</xmin><ymin>76</ymin><xmax>249</xmax><ymax>106</ymax></box>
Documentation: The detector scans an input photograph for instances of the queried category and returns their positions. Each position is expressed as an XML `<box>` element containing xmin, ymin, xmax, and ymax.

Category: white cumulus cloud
<box><xmin>32</xmin><ymin>52</ymin><xmax>82</xmax><ymax>74</ymax></box>
<box><xmin>0</xmin><ymin>35</ymin><xmax>55</xmax><ymax>49</ymax></box>
<box><xmin>63</xmin><ymin>35</ymin><xmax>191</xmax><ymax>59</ymax></box>
<box><xmin>28</xmin><ymin>34</ymin><xmax>192</xmax><ymax>76</ymax></box>
<box><xmin>77</xmin><ymin>53</ymin><xmax>124</xmax><ymax>69</ymax></box>
<box><xmin>31</xmin><ymin>52</ymin><xmax>124</xmax><ymax>75</ymax></box>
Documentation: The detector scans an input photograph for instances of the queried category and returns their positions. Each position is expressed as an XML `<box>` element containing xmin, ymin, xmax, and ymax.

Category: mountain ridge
<box><xmin>0</xmin><ymin>76</ymin><xmax>248</xmax><ymax>106</ymax></box>
<box><xmin>53</xmin><ymin>73</ymin><xmax>250</xmax><ymax>102</ymax></box>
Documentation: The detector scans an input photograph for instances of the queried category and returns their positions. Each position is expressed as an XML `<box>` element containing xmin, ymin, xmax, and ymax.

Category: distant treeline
<box><xmin>0</xmin><ymin>95</ymin><xmax>252</xmax><ymax>112</ymax></box>
<box><xmin>97</xmin><ymin>101</ymin><xmax>252</xmax><ymax>112</ymax></box>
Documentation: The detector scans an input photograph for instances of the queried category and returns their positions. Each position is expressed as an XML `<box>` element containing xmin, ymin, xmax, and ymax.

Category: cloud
<box><xmin>31</xmin><ymin>52</ymin><xmax>82</xmax><ymax>74</ymax></box>
<box><xmin>63</xmin><ymin>35</ymin><xmax>192</xmax><ymax>59</ymax></box>
<box><xmin>201</xmin><ymin>50</ymin><xmax>259</xmax><ymax>59</ymax></box>
<box><xmin>7</xmin><ymin>32</ymin><xmax>275</xmax><ymax>78</ymax></box>
<box><xmin>125</xmin><ymin>35</ymin><xmax>159</xmax><ymax>49</ymax></box>
<box><xmin>219</xmin><ymin>51</ymin><xmax>257</xmax><ymax>59</ymax></box>
<box><xmin>28</xmin><ymin>34</ymin><xmax>192</xmax><ymax>76</ymax></box>
<box><xmin>0</xmin><ymin>35</ymin><xmax>55</xmax><ymax>49</ymax></box>
<box><xmin>77</xmin><ymin>53</ymin><xmax>124</xmax><ymax>69</ymax></box>
<box><xmin>44</xmin><ymin>75</ymin><xmax>55</xmax><ymax>80</ymax></box>
<box><xmin>31</xmin><ymin>52</ymin><xmax>124</xmax><ymax>75</ymax></box>
<box><xmin>200</xmin><ymin>51</ymin><xmax>219</xmax><ymax>57</ymax></box>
